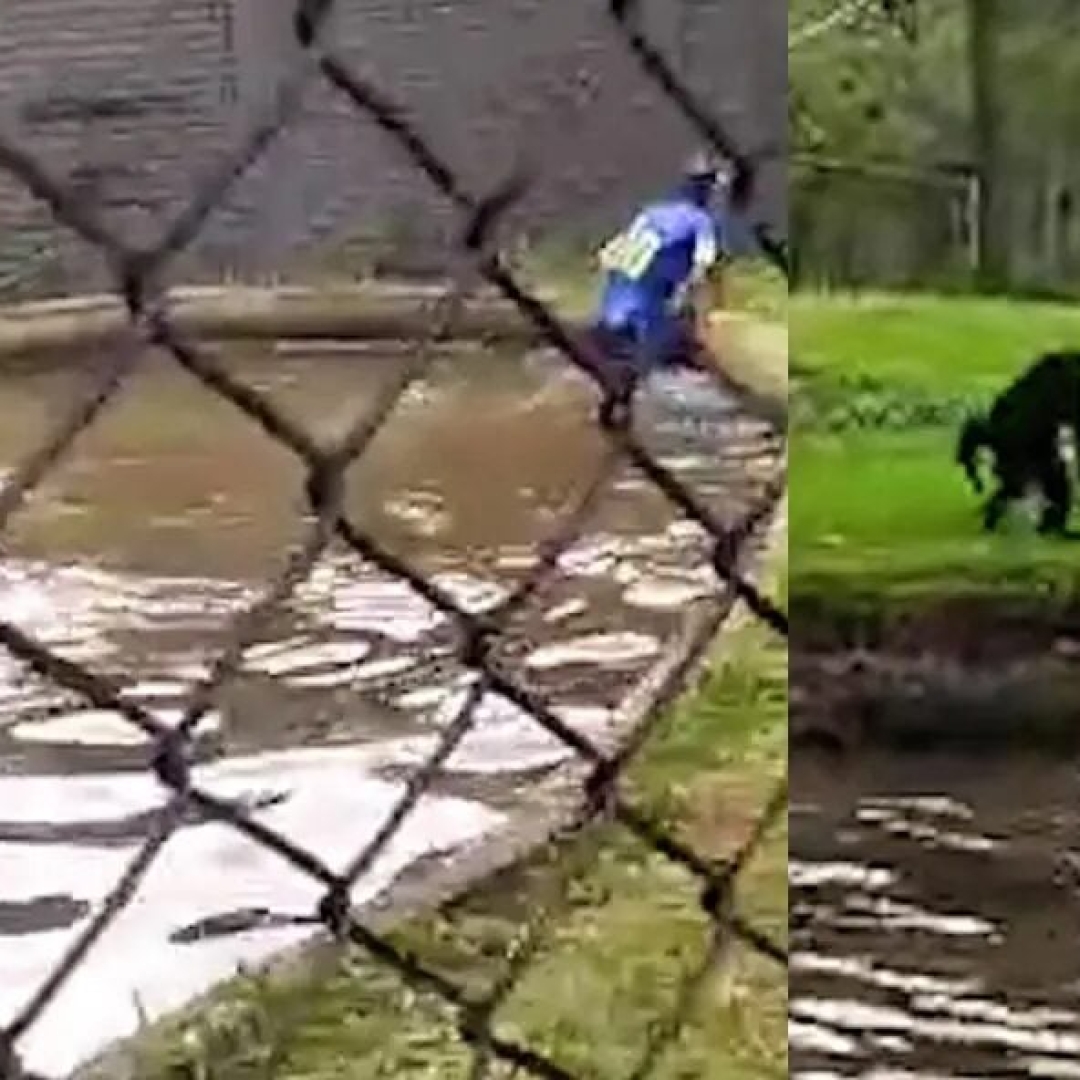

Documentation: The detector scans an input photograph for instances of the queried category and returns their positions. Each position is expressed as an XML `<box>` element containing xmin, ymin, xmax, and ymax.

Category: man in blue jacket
<box><xmin>586</xmin><ymin>151</ymin><xmax>735</xmax><ymax>406</ymax></box>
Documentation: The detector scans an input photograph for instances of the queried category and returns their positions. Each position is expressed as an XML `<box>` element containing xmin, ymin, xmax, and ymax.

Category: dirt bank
<box><xmin>793</xmin><ymin>591</ymin><xmax>1080</xmax><ymax>659</ymax></box>
<box><xmin>793</xmin><ymin>593</ymin><xmax>1080</xmax><ymax>754</ymax></box>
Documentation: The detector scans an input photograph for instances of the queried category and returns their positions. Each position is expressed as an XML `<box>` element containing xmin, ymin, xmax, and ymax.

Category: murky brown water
<box><xmin>792</xmin><ymin>751</ymin><xmax>1080</xmax><ymax>1079</ymax></box>
<box><xmin>0</xmin><ymin>346</ymin><xmax>780</xmax><ymax>775</ymax></box>
<box><xmin>0</xmin><ymin>344</ymin><xmax>782</xmax><ymax>1077</ymax></box>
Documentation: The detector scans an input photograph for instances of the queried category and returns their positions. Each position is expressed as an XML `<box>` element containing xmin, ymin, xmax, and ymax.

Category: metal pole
<box><xmin>966</xmin><ymin>171</ymin><xmax>982</xmax><ymax>279</ymax></box>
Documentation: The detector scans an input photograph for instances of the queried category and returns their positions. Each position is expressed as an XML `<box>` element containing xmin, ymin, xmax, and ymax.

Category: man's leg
<box><xmin>634</xmin><ymin>313</ymin><xmax>701</xmax><ymax>378</ymax></box>
<box><xmin>645</xmin><ymin>311</ymin><xmax>702</xmax><ymax>373</ymax></box>
<box><xmin>584</xmin><ymin>323</ymin><xmax>640</xmax><ymax>424</ymax></box>
<box><xmin>585</xmin><ymin>324</ymin><xmax>635</xmax><ymax>387</ymax></box>
<box><xmin>677</xmin><ymin>320</ymin><xmax>712</xmax><ymax>373</ymax></box>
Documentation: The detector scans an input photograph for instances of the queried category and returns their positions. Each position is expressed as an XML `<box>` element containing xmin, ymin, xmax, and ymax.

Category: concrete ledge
<box><xmin>0</xmin><ymin>284</ymin><xmax>551</xmax><ymax>360</ymax></box>
<box><xmin>0</xmin><ymin>285</ymin><xmax>788</xmax><ymax>432</ymax></box>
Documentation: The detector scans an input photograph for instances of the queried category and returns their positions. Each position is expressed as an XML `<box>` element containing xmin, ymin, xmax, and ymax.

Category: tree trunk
<box><xmin>968</xmin><ymin>0</ymin><xmax>1006</xmax><ymax>292</ymax></box>
<box><xmin>1044</xmin><ymin>163</ymin><xmax>1060</xmax><ymax>289</ymax></box>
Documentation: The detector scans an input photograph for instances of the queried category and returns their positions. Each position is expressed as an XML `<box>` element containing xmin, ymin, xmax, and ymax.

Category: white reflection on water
<box><xmin>526</xmin><ymin>631</ymin><xmax>662</xmax><ymax>671</ymax></box>
<box><xmin>0</xmin><ymin>536</ymin><xmax>687</xmax><ymax>1078</ymax></box>
<box><xmin>792</xmin><ymin>996</ymin><xmax>1080</xmax><ymax>1058</ymax></box>
<box><xmin>792</xmin><ymin>953</ymin><xmax>980</xmax><ymax>999</ymax></box>
<box><xmin>792</xmin><ymin>784</ymin><xmax>1080</xmax><ymax>1079</ymax></box>
<box><xmin>10</xmin><ymin>707</ymin><xmax>223</xmax><ymax>747</ymax></box>
<box><xmin>856</xmin><ymin>804</ymin><xmax>1002</xmax><ymax>854</ymax></box>
<box><xmin>834</xmin><ymin>893</ymin><xmax>997</xmax><ymax>939</ymax></box>
<box><xmin>0</xmin><ymin>745</ymin><xmax>503</xmax><ymax>1079</ymax></box>
<box><xmin>790</xmin><ymin>859</ymin><xmax>896</xmax><ymax>892</ymax></box>
<box><xmin>0</xmin><ymin>354</ymin><xmax>767</xmax><ymax>1080</ymax></box>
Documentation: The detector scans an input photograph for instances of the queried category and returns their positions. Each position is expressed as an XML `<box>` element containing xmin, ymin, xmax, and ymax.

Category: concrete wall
<box><xmin>0</xmin><ymin>0</ymin><xmax>786</xmax><ymax>293</ymax></box>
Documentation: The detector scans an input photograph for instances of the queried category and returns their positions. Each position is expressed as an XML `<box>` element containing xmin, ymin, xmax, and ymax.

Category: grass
<box><xmin>793</xmin><ymin>429</ymin><xmax>1080</xmax><ymax>605</ymax></box>
<box><xmin>792</xmin><ymin>290</ymin><xmax>1080</xmax><ymax>392</ymax></box>
<box><xmin>790</xmin><ymin>289</ymin><xmax>1080</xmax><ymax>611</ymax></box>
<box><xmin>110</xmin><ymin>613</ymin><xmax>786</xmax><ymax>1080</ymax></box>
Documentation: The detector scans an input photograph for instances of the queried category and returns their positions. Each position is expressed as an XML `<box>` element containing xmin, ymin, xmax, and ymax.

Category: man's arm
<box><xmin>687</xmin><ymin>214</ymin><xmax>730</xmax><ymax>313</ymax></box>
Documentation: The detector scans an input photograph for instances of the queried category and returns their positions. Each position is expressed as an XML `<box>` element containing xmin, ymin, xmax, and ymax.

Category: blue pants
<box><xmin>585</xmin><ymin>314</ymin><xmax>705</xmax><ymax>395</ymax></box>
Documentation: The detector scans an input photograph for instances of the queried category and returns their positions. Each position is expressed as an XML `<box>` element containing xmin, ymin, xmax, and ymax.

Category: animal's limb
<box><xmin>1037</xmin><ymin>450</ymin><xmax>1072</xmax><ymax>534</ymax></box>
<box><xmin>982</xmin><ymin>457</ymin><xmax>1024</xmax><ymax>532</ymax></box>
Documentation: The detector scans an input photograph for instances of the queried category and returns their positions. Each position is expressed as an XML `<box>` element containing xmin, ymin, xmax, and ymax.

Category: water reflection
<box><xmin>0</xmin><ymin>352</ymin><xmax>780</xmax><ymax>777</ymax></box>
<box><xmin>0</xmin><ymin>746</ymin><xmax>502</xmax><ymax>1078</ymax></box>
<box><xmin>792</xmin><ymin>752</ymin><xmax>1080</xmax><ymax>1079</ymax></box>
<box><xmin>0</xmin><ymin>347</ymin><xmax>781</xmax><ymax>1077</ymax></box>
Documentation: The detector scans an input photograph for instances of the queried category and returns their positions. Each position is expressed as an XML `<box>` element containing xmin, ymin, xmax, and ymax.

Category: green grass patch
<box><xmin>791</xmin><ymin>291</ymin><xmax>1080</xmax><ymax>611</ymax></box>
<box><xmin>112</xmin><ymin>618</ymin><xmax>786</xmax><ymax>1080</ymax></box>
<box><xmin>792</xmin><ymin>290</ymin><xmax>1080</xmax><ymax>394</ymax></box>
<box><xmin>794</xmin><ymin>429</ymin><xmax>1080</xmax><ymax>605</ymax></box>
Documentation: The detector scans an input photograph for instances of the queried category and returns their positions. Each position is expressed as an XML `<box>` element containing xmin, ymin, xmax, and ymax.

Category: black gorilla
<box><xmin>956</xmin><ymin>352</ymin><xmax>1080</xmax><ymax>534</ymax></box>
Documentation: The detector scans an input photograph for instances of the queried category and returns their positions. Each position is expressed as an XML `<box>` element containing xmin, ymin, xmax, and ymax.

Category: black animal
<box><xmin>956</xmin><ymin>351</ymin><xmax>1080</xmax><ymax>534</ymax></box>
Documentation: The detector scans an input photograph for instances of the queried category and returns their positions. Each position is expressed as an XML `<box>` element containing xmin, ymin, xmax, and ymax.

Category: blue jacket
<box><xmin>594</xmin><ymin>194</ymin><xmax>726</xmax><ymax>348</ymax></box>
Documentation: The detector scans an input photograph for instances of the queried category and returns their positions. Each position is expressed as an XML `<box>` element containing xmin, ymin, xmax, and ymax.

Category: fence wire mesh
<box><xmin>0</xmin><ymin>1</ymin><xmax>787</xmax><ymax>1077</ymax></box>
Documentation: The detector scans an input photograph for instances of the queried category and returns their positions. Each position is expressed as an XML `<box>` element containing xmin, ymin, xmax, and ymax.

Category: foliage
<box><xmin>790</xmin><ymin>0</ymin><xmax>967</xmax><ymax>163</ymax></box>
<box><xmin>791</xmin><ymin>0</ymin><xmax>1080</xmax><ymax>292</ymax></box>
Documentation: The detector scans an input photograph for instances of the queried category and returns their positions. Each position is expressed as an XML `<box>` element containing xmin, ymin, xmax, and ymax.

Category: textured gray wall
<box><xmin>0</xmin><ymin>0</ymin><xmax>785</xmax><ymax>292</ymax></box>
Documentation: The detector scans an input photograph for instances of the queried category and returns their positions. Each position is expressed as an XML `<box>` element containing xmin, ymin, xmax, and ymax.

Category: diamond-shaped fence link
<box><xmin>0</xmin><ymin>1</ymin><xmax>787</xmax><ymax>1077</ymax></box>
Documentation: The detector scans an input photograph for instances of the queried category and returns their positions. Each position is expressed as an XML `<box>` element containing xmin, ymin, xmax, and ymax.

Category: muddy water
<box><xmin>792</xmin><ymin>751</ymin><xmax>1080</xmax><ymax>1079</ymax></box>
<box><xmin>0</xmin><ymin>344</ymin><xmax>781</xmax><ymax>1076</ymax></box>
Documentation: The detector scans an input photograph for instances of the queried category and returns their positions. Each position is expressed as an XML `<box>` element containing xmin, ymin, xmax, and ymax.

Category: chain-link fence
<box><xmin>0</xmin><ymin>1</ymin><xmax>787</xmax><ymax>1077</ymax></box>
<box><xmin>0</xmin><ymin>0</ymin><xmax>784</xmax><ymax>297</ymax></box>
